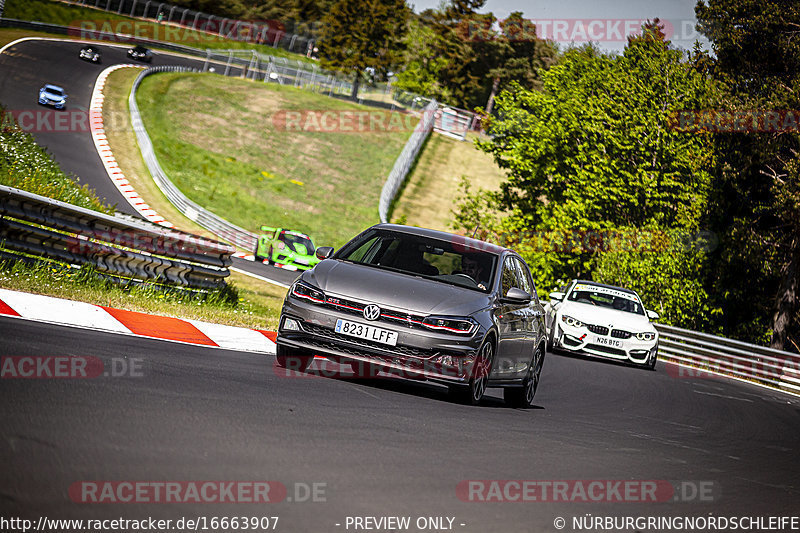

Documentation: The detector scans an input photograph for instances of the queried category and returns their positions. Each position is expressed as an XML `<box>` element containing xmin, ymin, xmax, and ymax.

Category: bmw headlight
<box><xmin>290</xmin><ymin>280</ymin><xmax>325</xmax><ymax>304</ymax></box>
<box><xmin>422</xmin><ymin>316</ymin><xmax>477</xmax><ymax>335</ymax></box>
<box><xmin>561</xmin><ymin>314</ymin><xmax>585</xmax><ymax>328</ymax></box>
<box><xmin>636</xmin><ymin>331</ymin><xmax>656</xmax><ymax>341</ymax></box>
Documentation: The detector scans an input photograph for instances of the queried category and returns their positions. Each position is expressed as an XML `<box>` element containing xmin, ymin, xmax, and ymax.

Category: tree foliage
<box><xmin>394</xmin><ymin>2</ymin><xmax>556</xmax><ymax>109</ymax></box>
<box><xmin>696</xmin><ymin>0</ymin><xmax>800</xmax><ymax>350</ymax></box>
<box><xmin>316</xmin><ymin>0</ymin><xmax>409</xmax><ymax>100</ymax></box>
<box><xmin>463</xmin><ymin>23</ymin><xmax>721</xmax><ymax>329</ymax></box>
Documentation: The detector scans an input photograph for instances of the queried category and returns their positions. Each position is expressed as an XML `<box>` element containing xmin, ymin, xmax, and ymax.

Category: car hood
<box><xmin>41</xmin><ymin>90</ymin><xmax>65</xmax><ymax>99</ymax></box>
<box><xmin>559</xmin><ymin>301</ymin><xmax>655</xmax><ymax>331</ymax></box>
<box><xmin>304</xmin><ymin>260</ymin><xmax>490</xmax><ymax>316</ymax></box>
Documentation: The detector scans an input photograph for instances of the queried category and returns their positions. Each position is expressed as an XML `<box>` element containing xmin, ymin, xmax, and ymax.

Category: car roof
<box><xmin>43</xmin><ymin>84</ymin><xmax>64</xmax><ymax>91</ymax></box>
<box><xmin>371</xmin><ymin>223</ymin><xmax>508</xmax><ymax>255</ymax></box>
<box><xmin>570</xmin><ymin>279</ymin><xmax>639</xmax><ymax>295</ymax></box>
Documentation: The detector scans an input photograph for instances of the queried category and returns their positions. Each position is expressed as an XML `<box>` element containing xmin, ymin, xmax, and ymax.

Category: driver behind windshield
<box><xmin>460</xmin><ymin>254</ymin><xmax>488</xmax><ymax>290</ymax></box>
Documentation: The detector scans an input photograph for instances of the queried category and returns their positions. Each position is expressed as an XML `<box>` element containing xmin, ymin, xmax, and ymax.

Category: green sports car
<box><xmin>254</xmin><ymin>227</ymin><xmax>320</xmax><ymax>270</ymax></box>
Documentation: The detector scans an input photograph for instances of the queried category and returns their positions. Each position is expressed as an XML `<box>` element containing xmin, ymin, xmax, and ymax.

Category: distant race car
<box><xmin>127</xmin><ymin>45</ymin><xmax>153</xmax><ymax>63</ymax></box>
<box><xmin>79</xmin><ymin>45</ymin><xmax>101</xmax><ymax>63</ymax></box>
<box><xmin>38</xmin><ymin>84</ymin><xmax>67</xmax><ymax>109</ymax></box>
<box><xmin>255</xmin><ymin>227</ymin><xmax>320</xmax><ymax>270</ymax></box>
<box><xmin>545</xmin><ymin>279</ymin><xmax>660</xmax><ymax>369</ymax></box>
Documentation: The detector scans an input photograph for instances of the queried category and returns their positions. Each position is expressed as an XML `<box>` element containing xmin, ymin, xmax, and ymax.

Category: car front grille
<box><xmin>587</xmin><ymin>324</ymin><xmax>609</xmax><ymax>336</ymax></box>
<box><xmin>301</xmin><ymin>322</ymin><xmax>451</xmax><ymax>360</ymax></box>
<box><xmin>321</xmin><ymin>296</ymin><xmax>427</xmax><ymax>330</ymax></box>
<box><xmin>611</xmin><ymin>329</ymin><xmax>632</xmax><ymax>339</ymax></box>
<box><xmin>585</xmin><ymin>344</ymin><xmax>627</xmax><ymax>357</ymax></box>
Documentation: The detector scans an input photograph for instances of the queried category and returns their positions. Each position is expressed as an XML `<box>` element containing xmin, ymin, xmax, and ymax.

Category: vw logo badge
<box><xmin>363</xmin><ymin>304</ymin><xmax>381</xmax><ymax>321</ymax></box>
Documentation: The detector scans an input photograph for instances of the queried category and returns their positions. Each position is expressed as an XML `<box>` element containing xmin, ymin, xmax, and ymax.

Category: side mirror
<box><xmin>549</xmin><ymin>291</ymin><xmax>565</xmax><ymax>302</ymax></box>
<box><xmin>503</xmin><ymin>287</ymin><xmax>531</xmax><ymax>304</ymax></box>
<box><xmin>316</xmin><ymin>246</ymin><xmax>334</xmax><ymax>260</ymax></box>
<box><xmin>646</xmin><ymin>310</ymin><xmax>660</xmax><ymax>320</ymax></box>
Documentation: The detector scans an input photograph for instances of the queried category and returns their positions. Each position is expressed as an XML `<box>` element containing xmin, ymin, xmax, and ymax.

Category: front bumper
<box><xmin>38</xmin><ymin>97</ymin><xmax>65</xmax><ymax>109</ymax></box>
<box><xmin>277</xmin><ymin>296</ymin><xmax>483</xmax><ymax>383</ymax></box>
<box><xmin>272</xmin><ymin>252</ymin><xmax>318</xmax><ymax>271</ymax></box>
<box><xmin>551</xmin><ymin>323</ymin><xmax>658</xmax><ymax>365</ymax></box>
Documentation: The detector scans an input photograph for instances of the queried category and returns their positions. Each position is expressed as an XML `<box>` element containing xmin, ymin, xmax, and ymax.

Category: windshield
<box><xmin>567</xmin><ymin>283</ymin><xmax>645</xmax><ymax>315</ymax></box>
<box><xmin>281</xmin><ymin>233</ymin><xmax>315</xmax><ymax>255</ymax></box>
<box><xmin>45</xmin><ymin>87</ymin><xmax>63</xmax><ymax>96</ymax></box>
<box><xmin>335</xmin><ymin>229</ymin><xmax>497</xmax><ymax>292</ymax></box>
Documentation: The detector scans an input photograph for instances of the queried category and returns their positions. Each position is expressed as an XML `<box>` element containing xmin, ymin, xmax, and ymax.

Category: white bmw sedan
<box><xmin>546</xmin><ymin>280</ymin><xmax>659</xmax><ymax>369</ymax></box>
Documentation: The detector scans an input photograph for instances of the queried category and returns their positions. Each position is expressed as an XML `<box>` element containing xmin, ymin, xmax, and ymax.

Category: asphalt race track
<box><xmin>2</xmin><ymin>37</ymin><xmax>800</xmax><ymax>532</ymax></box>
<box><xmin>1</xmin><ymin>316</ymin><xmax>799</xmax><ymax>530</ymax></box>
<box><xmin>0</xmin><ymin>38</ymin><xmax>298</xmax><ymax>285</ymax></box>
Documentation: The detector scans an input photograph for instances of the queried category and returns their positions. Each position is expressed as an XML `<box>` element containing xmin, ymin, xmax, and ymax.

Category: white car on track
<box><xmin>546</xmin><ymin>280</ymin><xmax>659</xmax><ymax>369</ymax></box>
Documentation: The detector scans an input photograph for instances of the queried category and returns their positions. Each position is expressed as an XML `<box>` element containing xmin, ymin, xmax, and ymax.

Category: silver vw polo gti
<box><xmin>276</xmin><ymin>224</ymin><xmax>547</xmax><ymax>407</ymax></box>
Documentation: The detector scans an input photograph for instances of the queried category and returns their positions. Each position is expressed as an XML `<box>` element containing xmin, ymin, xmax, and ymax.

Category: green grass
<box><xmin>390</xmin><ymin>132</ymin><xmax>507</xmax><ymax>232</ymax></box>
<box><xmin>5</xmin><ymin>0</ymin><xmax>312</xmax><ymax>61</ymax></box>
<box><xmin>136</xmin><ymin>72</ymin><xmax>412</xmax><ymax>248</ymax></box>
<box><xmin>1</xmin><ymin>104</ymin><xmax>112</xmax><ymax>213</ymax></box>
<box><xmin>0</xmin><ymin>259</ymin><xmax>287</xmax><ymax>330</ymax></box>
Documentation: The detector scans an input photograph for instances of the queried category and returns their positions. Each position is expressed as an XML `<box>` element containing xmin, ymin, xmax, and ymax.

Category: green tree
<box><xmin>398</xmin><ymin>3</ymin><xmax>555</xmax><ymax>109</ymax></box>
<box><xmin>394</xmin><ymin>17</ymin><xmax>453</xmax><ymax>102</ymax></box>
<box><xmin>467</xmin><ymin>23</ymin><xmax>720</xmax><ymax>326</ymax></box>
<box><xmin>696</xmin><ymin>0</ymin><xmax>800</xmax><ymax>350</ymax></box>
<box><xmin>316</xmin><ymin>0</ymin><xmax>409</xmax><ymax>100</ymax></box>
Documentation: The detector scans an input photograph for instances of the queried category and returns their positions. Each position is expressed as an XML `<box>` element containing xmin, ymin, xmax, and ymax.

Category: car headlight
<box><xmin>290</xmin><ymin>280</ymin><xmax>325</xmax><ymax>304</ymax></box>
<box><xmin>636</xmin><ymin>331</ymin><xmax>656</xmax><ymax>341</ymax></box>
<box><xmin>422</xmin><ymin>316</ymin><xmax>477</xmax><ymax>335</ymax></box>
<box><xmin>561</xmin><ymin>314</ymin><xmax>584</xmax><ymax>328</ymax></box>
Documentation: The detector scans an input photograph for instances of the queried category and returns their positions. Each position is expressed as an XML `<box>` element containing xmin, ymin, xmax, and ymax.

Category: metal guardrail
<box><xmin>379</xmin><ymin>99</ymin><xmax>439</xmax><ymax>223</ymax></box>
<box><xmin>655</xmin><ymin>323</ymin><xmax>800</xmax><ymax>396</ymax></box>
<box><xmin>129</xmin><ymin>66</ymin><xmax>259</xmax><ymax>253</ymax></box>
<box><xmin>0</xmin><ymin>185</ymin><xmax>235</xmax><ymax>288</ymax></box>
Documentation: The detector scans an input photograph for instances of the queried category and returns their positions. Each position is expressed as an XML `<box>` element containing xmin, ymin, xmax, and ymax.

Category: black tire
<box><xmin>254</xmin><ymin>245</ymin><xmax>264</xmax><ymax>262</ymax></box>
<box><xmin>267</xmin><ymin>246</ymin><xmax>275</xmax><ymax>265</ymax></box>
<box><xmin>449</xmin><ymin>337</ymin><xmax>495</xmax><ymax>405</ymax></box>
<box><xmin>645</xmin><ymin>345</ymin><xmax>658</xmax><ymax>371</ymax></box>
<box><xmin>275</xmin><ymin>344</ymin><xmax>312</xmax><ymax>372</ymax></box>
<box><xmin>504</xmin><ymin>345</ymin><xmax>544</xmax><ymax>408</ymax></box>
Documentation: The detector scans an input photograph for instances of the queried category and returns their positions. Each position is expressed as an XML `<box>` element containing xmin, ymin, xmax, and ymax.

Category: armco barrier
<box><xmin>655</xmin><ymin>323</ymin><xmax>800</xmax><ymax>395</ymax></box>
<box><xmin>0</xmin><ymin>185</ymin><xmax>235</xmax><ymax>289</ymax></box>
<box><xmin>129</xmin><ymin>66</ymin><xmax>259</xmax><ymax>253</ymax></box>
<box><xmin>379</xmin><ymin>99</ymin><xmax>439</xmax><ymax>223</ymax></box>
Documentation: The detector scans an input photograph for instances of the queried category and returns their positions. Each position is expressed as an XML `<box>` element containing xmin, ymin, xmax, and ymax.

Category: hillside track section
<box><xmin>0</xmin><ymin>37</ymin><xmax>297</xmax><ymax>283</ymax></box>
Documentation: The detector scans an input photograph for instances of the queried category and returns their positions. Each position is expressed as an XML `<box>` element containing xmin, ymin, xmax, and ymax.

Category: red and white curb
<box><xmin>0</xmin><ymin>288</ymin><xmax>277</xmax><ymax>354</ymax></box>
<box><xmin>90</xmin><ymin>64</ymin><xmax>175</xmax><ymax>228</ymax></box>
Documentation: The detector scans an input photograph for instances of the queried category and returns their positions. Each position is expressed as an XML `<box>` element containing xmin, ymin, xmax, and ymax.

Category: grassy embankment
<box><xmin>135</xmin><ymin>72</ymin><xmax>412</xmax><ymax>248</ymax></box>
<box><xmin>0</xmin><ymin>102</ymin><xmax>286</xmax><ymax>330</ymax></box>
<box><xmin>4</xmin><ymin>0</ymin><xmax>311</xmax><ymax>61</ymax></box>
<box><xmin>390</xmin><ymin>132</ymin><xmax>507</xmax><ymax>232</ymax></box>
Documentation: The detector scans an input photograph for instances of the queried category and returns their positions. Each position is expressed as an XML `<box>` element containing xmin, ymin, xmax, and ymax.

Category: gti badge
<box><xmin>363</xmin><ymin>304</ymin><xmax>381</xmax><ymax>321</ymax></box>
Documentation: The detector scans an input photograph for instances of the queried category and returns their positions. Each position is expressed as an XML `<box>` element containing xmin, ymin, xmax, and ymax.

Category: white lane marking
<box><xmin>693</xmin><ymin>390</ymin><xmax>755</xmax><ymax>403</ymax></box>
<box><xmin>230</xmin><ymin>267</ymin><xmax>291</xmax><ymax>289</ymax></box>
<box><xmin>0</xmin><ymin>288</ymin><xmax>132</xmax><ymax>334</ymax></box>
<box><xmin>187</xmin><ymin>319</ymin><xmax>276</xmax><ymax>354</ymax></box>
